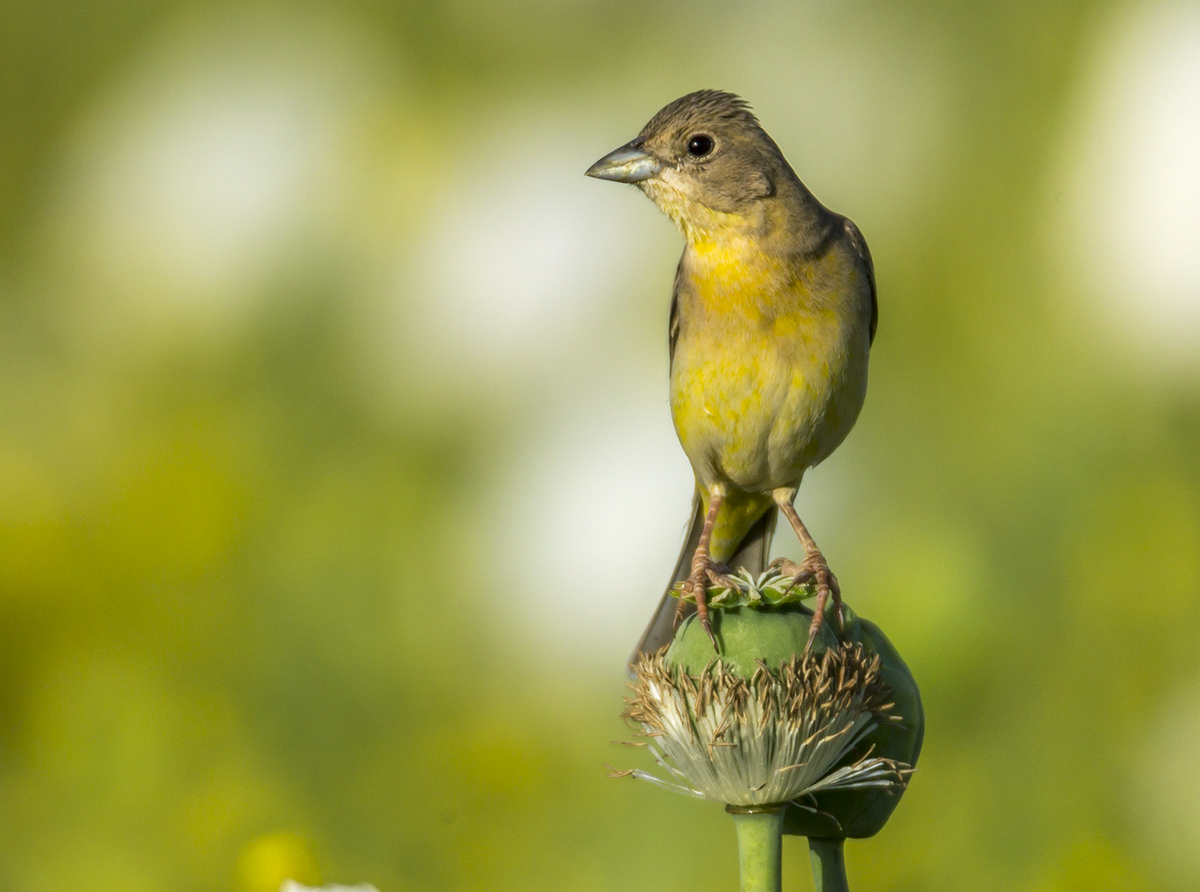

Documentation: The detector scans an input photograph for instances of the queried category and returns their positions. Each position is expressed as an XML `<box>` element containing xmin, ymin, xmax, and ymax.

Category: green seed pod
<box><xmin>665</xmin><ymin>603</ymin><xmax>840</xmax><ymax>677</ymax></box>
<box><xmin>783</xmin><ymin>605</ymin><xmax>923</xmax><ymax>838</ymax></box>
<box><xmin>665</xmin><ymin>600</ymin><xmax>923</xmax><ymax>839</ymax></box>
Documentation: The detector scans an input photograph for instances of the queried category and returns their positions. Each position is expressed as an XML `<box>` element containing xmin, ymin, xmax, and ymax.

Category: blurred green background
<box><xmin>3</xmin><ymin>0</ymin><xmax>1200</xmax><ymax>889</ymax></box>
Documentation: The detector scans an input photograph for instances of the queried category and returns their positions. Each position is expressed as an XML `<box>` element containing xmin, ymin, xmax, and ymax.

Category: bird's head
<box><xmin>587</xmin><ymin>90</ymin><xmax>805</xmax><ymax>240</ymax></box>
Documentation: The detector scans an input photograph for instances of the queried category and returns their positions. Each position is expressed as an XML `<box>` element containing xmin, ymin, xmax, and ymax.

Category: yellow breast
<box><xmin>669</xmin><ymin>237</ymin><xmax>870</xmax><ymax>493</ymax></box>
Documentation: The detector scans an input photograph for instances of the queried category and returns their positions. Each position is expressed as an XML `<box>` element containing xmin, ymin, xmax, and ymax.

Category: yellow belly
<box><xmin>666</xmin><ymin>232</ymin><xmax>872</xmax><ymax>562</ymax></box>
<box><xmin>670</xmin><ymin>308</ymin><xmax>868</xmax><ymax>495</ymax></box>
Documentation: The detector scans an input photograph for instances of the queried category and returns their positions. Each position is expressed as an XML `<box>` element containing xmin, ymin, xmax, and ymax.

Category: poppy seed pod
<box><xmin>632</xmin><ymin>598</ymin><xmax>923</xmax><ymax>837</ymax></box>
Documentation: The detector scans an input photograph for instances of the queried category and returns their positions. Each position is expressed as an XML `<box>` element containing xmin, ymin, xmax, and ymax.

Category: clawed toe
<box><xmin>679</xmin><ymin>556</ymin><xmax>737</xmax><ymax>651</ymax></box>
<box><xmin>704</xmin><ymin>563</ymin><xmax>738</xmax><ymax>590</ymax></box>
<box><xmin>771</xmin><ymin>554</ymin><xmax>844</xmax><ymax>652</ymax></box>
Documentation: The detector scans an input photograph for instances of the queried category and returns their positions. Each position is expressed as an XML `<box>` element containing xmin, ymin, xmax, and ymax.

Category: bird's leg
<box><xmin>770</xmin><ymin>489</ymin><xmax>843</xmax><ymax>653</ymax></box>
<box><xmin>673</xmin><ymin>491</ymin><xmax>738</xmax><ymax>649</ymax></box>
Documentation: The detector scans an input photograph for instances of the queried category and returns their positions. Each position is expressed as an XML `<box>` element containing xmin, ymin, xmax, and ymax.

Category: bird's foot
<box><xmin>770</xmin><ymin>554</ymin><xmax>843</xmax><ymax>653</ymax></box>
<box><xmin>673</xmin><ymin>556</ymin><xmax>739</xmax><ymax>650</ymax></box>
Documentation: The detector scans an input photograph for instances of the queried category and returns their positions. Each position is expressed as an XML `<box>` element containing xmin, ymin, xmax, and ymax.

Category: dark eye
<box><xmin>686</xmin><ymin>134</ymin><xmax>714</xmax><ymax>157</ymax></box>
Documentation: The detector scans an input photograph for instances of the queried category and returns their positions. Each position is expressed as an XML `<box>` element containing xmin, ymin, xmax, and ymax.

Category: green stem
<box><xmin>729</xmin><ymin>808</ymin><xmax>785</xmax><ymax>892</ymax></box>
<box><xmin>807</xmin><ymin>838</ymin><xmax>850</xmax><ymax>892</ymax></box>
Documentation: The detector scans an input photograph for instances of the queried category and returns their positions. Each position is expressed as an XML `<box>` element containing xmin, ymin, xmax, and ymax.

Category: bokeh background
<box><xmin>2</xmin><ymin>0</ymin><xmax>1200</xmax><ymax>889</ymax></box>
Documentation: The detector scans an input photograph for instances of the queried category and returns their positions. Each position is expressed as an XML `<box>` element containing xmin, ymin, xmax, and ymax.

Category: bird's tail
<box><xmin>628</xmin><ymin>493</ymin><xmax>777</xmax><ymax>669</ymax></box>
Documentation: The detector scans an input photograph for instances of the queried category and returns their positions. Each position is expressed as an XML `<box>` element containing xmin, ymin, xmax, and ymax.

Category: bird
<box><xmin>585</xmin><ymin>90</ymin><xmax>877</xmax><ymax>661</ymax></box>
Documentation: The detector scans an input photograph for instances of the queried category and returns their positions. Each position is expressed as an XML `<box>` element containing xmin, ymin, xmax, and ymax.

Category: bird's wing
<box><xmin>633</xmin><ymin>262</ymin><xmax>688</xmax><ymax>667</ymax></box>
<box><xmin>667</xmin><ymin>258</ymin><xmax>684</xmax><ymax>369</ymax></box>
<box><xmin>843</xmin><ymin>218</ymin><xmax>878</xmax><ymax>345</ymax></box>
<box><xmin>635</xmin><ymin>260</ymin><xmax>689</xmax><ymax>666</ymax></box>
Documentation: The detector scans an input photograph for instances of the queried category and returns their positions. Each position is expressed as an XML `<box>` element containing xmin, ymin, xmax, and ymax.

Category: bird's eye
<box><xmin>686</xmin><ymin>134</ymin><xmax>714</xmax><ymax>157</ymax></box>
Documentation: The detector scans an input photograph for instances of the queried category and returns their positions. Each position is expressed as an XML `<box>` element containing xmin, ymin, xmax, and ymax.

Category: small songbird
<box><xmin>586</xmin><ymin>90</ymin><xmax>877</xmax><ymax>660</ymax></box>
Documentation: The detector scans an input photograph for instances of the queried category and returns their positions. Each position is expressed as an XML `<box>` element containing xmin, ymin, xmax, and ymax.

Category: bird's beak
<box><xmin>585</xmin><ymin>141</ymin><xmax>661</xmax><ymax>183</ymax></box>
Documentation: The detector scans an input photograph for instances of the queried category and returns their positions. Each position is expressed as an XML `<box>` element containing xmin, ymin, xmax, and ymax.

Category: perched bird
<box><xmin>586</xmin><ymin>90</ymin><xmax>877</xmax><ymax>660</ymax></box>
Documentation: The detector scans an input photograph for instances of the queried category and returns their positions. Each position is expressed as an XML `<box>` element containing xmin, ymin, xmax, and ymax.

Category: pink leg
<box><xmin>674</xmin><ymin>491</ymin><xmax>737</xmax><ymax>650</ymax></box>
<box><xmin>770</xmin><ymin>489</ymin><xmax>843</xmax><ymax>653</ymax></box>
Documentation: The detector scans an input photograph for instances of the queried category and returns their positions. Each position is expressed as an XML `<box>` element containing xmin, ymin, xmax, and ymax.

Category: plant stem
<box><xmin>807</xmin><ymin>838</ymin><xmax>850</xmax><ymax>892</ymax></box>
<box><xmin>729</xmin><ymin>808</ymin><xmax>785</xmax><ymax>892</ymax></box>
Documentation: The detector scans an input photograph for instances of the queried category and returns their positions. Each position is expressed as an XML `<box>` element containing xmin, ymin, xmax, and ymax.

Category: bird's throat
<box><xmin>683</xmin><ymin>237</ymin><xmax>784</xmax><ymax>319</ymax></box>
